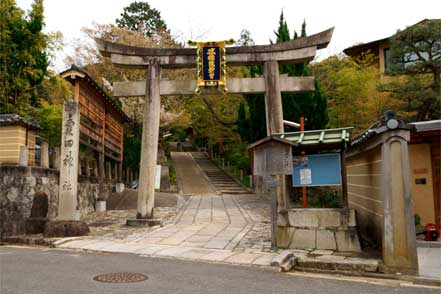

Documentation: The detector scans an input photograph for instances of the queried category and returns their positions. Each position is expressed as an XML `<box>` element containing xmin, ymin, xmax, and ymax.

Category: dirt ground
<box><xmin>82</xmin><ymin>189</ymin><xmax>182</xmax><ymax>239</ymax></box>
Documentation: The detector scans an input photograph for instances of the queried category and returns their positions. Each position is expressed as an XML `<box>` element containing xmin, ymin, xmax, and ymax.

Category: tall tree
<box><xmin>387</xmin><ymin>19</ymin><xmax>441</xmax><ymax>120</ymax></box>
<box><xmin>0</xmin><ymin>0</ymin><xmax>49</xmax><ymax>115</ymax></box>
<box><xmin>116</xmin><ymin>1</ymin><xmax>167</xmax><ymax>37</ymax></box>
<box><xmin>310</xmin><ymin>54</ymin><xmax>399</xmax><ymax>132</ymax></box>
<box><xmin>240</xmin><ymin>13</ymin><xmax>329</xmax><ymax>144</ymax></box>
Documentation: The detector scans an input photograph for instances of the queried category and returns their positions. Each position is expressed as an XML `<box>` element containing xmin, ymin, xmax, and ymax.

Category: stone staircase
<box><xmin>191</xmin><ymin>152</ymin><xmax>250</xmax><ymax>195</ymax></box>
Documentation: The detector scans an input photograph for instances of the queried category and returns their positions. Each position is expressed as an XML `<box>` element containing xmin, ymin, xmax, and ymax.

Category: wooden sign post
<box><xmin>248</xmin><ymin>136</ymin><xmax>294</xmax><ymax>250</ymax></box>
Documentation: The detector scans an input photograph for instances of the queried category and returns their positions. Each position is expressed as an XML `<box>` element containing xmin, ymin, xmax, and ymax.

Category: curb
<box><xmin>292</xmin><ymin>267</ymin><xmax>441</xmax><ymax>287</ymax></box>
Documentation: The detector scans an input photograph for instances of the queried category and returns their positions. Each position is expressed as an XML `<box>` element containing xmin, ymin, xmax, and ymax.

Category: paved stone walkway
<box><xmin>57</xmin><ymin>193</ymin><xmax>277</xmax><ymax>266</ymax></box>
<box><xmin>54</xmin><ymin>152</ymin><xmax>380</xmax><ymax>272</ymax></box>
<box><xmin>171</xmin><ymin>152</ymin><xmax>216</xmax><ymax>195</ymax></box>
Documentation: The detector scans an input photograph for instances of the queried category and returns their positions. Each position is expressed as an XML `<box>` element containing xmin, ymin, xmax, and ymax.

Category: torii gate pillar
<box><xmin>136</xmin><ymin>58</ymin><xmax>161</xmax><ymax>220</ymax></box>
<box><xmin>264</xmin><ymin>61</ymin><xmax>288</xmax><ymax>212</ymax></box>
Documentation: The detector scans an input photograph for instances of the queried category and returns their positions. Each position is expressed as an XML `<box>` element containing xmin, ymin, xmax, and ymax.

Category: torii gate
<box><xmin>95</xmin><ymin>28</ymin><xmax>334</xmax><ymax>222</ymax></box>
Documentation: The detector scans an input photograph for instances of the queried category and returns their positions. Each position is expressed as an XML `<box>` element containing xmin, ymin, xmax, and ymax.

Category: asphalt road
<box><xmin>0</xmin><ymin>246</ymin><xmax>439</xmax><ymax>294</ymax></box>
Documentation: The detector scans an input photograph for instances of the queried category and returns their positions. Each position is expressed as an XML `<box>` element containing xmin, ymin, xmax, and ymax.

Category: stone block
<box><xmin>348</xmin><ymin>210</ymin><xmax>356</xmax><ymax>227</ymax></box>
<box><xmin>115</xmin><ymin>183</ymin><xmax>124</xmax><ymax>193</ymax></box>
<box><xmin>6</xmin><ymin>187</ymin><xmax>19</xmax><ymax>201</ymax></box>
<box><xmin>277</xmin><ymin>213</ymin><xmax>289</xmax><ymax>227</ymax></box>
<box><xmin>25</xmin><ymin>217</ymin><xmax>47</xmax><ymax>234</ymax></box>
<box><xmin>288</xmin><ymin>210</ymin><xmax>319</xmax><ymax>228</ymax></box>
<box><xmin>316</xmin><ymin>230</ymin><xmax>337</xmax><ymax>250</ymax></box>
<box><xmin>271</xmin><ymin>250</ymin><xmax>294</xmax><ymax>267</ymax></box>
<box><xmin>290</xmin><ymin>229</ymin><xmax>316</xmax><ymax>249</ymax></box>
<box><xmin>95</xmin><ymin>200</ymin><xmax>106</xmax><ymax>212</ymax></box>
<box><xmin>41</xmin><ymin>177</ymin><xmax>49</xmax><ymax>185</ymax></box>
<box><xmin>4</xmin><ymin>176</ymin><xmax>14</xmax><ymax>185</ymax></box>
<box><xmin>276</xmin><ymin>227</ymin><xmax>295</xmax><ymax>248</ymax></box>
<box><xmin>317</xmin><ymin>210</ymin><xmax>340</xmax><ymax>228</ymax></box>
<box><xmin>126</xmin><ymin>218</ymin><xmax>161</xmax><ymax>227</ymax></box>
<box><xmin>44</xmin><ymin>221</ymin><xmax>89</xmax><ymax>237</ymax></box>
<box><xmin>335</xmin><ymin>229</ymin><xmax>361</xmax><ymax>252</ymax></box>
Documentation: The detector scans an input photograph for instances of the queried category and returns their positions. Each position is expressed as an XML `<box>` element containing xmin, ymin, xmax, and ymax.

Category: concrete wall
<box><xmin>0</xmin><ymin>165</ymin><xmax>113</xmax><ymax>238</ymax></box>
<box><xmin>347</xmin><ymin>130</ymin><xmax>418</xmax><ymax>273</ymax></box>
<box><xmin>409</xmin><ymin>143</ymin><xmax>436</xmax><ymax>225</ymax></box>
<box><xmin>346</xmin><ymin>146</ymin><xmax>383</xmax><ymax>248</ymax></box>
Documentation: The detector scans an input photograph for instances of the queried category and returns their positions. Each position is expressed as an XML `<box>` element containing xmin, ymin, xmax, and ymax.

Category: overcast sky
<box><xmin>17</xmin><ymin>0</ymin><xmax>441</xmax><ymax>71</ymax></box>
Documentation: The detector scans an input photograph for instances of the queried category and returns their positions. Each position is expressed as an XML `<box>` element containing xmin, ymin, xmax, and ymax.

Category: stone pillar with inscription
<box><xmin>58</xmin><ymin>100</ymin><xmax>80</xmax><ymax>220</ymax></box>
<box><xmin>44</xmin><ymin>100</ymin><xmax>89</xmax><ymax>237</ymax></box>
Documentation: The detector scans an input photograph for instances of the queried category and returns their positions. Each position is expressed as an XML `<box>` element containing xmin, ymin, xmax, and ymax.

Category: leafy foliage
<box><xmin>0</xmin><ymin>0</ymin><xmax>49</xmax><ymax>115</ymax></box>
<box><xmin>386</xmin><ymin>19</ymin><xmax>441</xmax><ymax>121</ymax></box>
<box><xmin>34</xmin><ymin>100</ymin><xmax>62</xmax><ymax>148</ymax></box>
<box><xmin>310</xmin><ymin>53</ymin><xmax>399</xmax><ymax>133</ymax></box>
<box><xmin>116</xmin><ymin>1</ymin><xmax>167</xmax><ymax>37</ymax></box>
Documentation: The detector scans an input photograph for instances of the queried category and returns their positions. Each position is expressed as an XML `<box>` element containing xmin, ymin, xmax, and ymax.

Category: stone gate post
<box><xmin>58</xmin><ymin>100</ymin><xmax>80</xmax><ymax>221</ymax></box>
<box><xmin>136</xmin><ymin>58</ymin><xmax>161</xmax><ymax>220</ymax></box>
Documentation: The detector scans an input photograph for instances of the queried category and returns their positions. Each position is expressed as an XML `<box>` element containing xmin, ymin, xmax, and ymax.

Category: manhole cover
<box><xmin>93</xmin><ymin>272</ymin><xmax>148</xmax><ymax>283</ymax></box>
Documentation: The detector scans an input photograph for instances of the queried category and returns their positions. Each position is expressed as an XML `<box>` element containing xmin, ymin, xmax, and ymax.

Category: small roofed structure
<box><xmin>278</xmin><ymin>127</ymin><xmax>353</xmax><ymax>153</ymax></box>
<box><xmin>0</xmin><ymin>114</ymin><xmax>41</xmax><ymax>165</ymax></box>
<box><xmin>60</xmin><ymin>65</ymin><xmax>130</xmax><ymax>179</ymax></box>
<box><xmin>275</xmin><ymin>127</ymin><xmax>353</xmax><ymax>207</ymax></box>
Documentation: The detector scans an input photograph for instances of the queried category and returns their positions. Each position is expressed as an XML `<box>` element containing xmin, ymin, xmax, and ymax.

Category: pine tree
<box><xmin>116</xmin><ymin>1</ymin><xmax>167</xmax><ymax>37</ymax></box>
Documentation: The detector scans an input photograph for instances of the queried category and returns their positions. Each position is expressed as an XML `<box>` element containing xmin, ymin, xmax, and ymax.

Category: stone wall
<box><xmin>276</xmin><ymin>208</ymin><xmax>361</xmax><ymax>252</ymax></box>
<box><xmin>0</xmin><ymin>165</ymin><xmax>113</xmax><ymax>238</ymax></box>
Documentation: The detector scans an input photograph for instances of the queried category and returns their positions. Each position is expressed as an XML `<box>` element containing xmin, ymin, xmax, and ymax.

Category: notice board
<box><xmin>292</xmin><ymin>153</ymin><xmax>341</xmax><ymax>187</ymax></box>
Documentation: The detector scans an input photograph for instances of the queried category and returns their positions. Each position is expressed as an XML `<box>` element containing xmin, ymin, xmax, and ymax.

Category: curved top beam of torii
<box><xmin>95</xmin><ymin>27</ymin><xmax>334</xmax><ymax>69</ymax></box>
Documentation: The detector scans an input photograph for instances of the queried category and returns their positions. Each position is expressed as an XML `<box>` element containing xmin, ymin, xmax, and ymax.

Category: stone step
<box><xmin>295</xmin><ymin>256</ymin><xmax>380</xmax><ymax>273</ymax></box>
<box><xmin>219</xmin><ymin>190</ymin><xmax>251</xmax><ymax>195</ymax></box>
<box><xmin>192</xmin><ymin>153</ymin><xmax>252</xmax><ymax>196</ymax></box>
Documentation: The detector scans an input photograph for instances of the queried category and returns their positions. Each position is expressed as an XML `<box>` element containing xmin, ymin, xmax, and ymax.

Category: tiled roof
<box><xmin>410</xmin><ymin>120</ymin><xmax>441</xmax><ymax>132</ymax></box>
<box><xmin>0</xmin><ymin>114</ymin><xmax>41</xmax><ymax>130</ymax></box>
<box><xmin>351</xmin><ymin>110</ymin><xmax>412</xmax><ymax>147</ymax></box>
<box><xmin>276</xmin><ymin>127</ymin><xmax>353</xmax><ymax>146</ymax></box>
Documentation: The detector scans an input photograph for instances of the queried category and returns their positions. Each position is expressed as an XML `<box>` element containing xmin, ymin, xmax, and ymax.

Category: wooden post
<box><xmin>85</xmin><ymin>160</ymin><xmax>91</xmax><ymax>177</ymax></box>
<box><xmin>106</xmin><ymin>162</ymin><xmax>111</xmax><ymax>179</ymax></box>
<box><xmin>93</xmin><ymin>159</ymin><xmax>98</xmax><ymax>177</ymax></box>
<box><xmin>99</xmin><ymin>153</ymin><xmax>105</xmax><ymax>180</ymax></box>
<box><xmin>264</xmin><ymin>61</ymin><xmax>287</xmax><ymax>212</ymax></box>
<box><xmin>137</xmin><ymin>58</ymin><xmax>161</xmax><ymax>219</ymax></box>
<box><xmin>118</xmin><ymin>163</ymin><xmax>123</xmax><ymax>182</ymax></box>
<box><xmin>340</xmin><ymin>148</ymin><xmax>348</xmax><ymax>208</ymax></box>
<box><xmin>78</xmin><ymin>159</ymin><xmax>82</xmax><ymax>176</ymax></box>
<box><xmin>300</xmin><ymin>117</ymin><xmax>307</xmax><ymax>208</ymax></box>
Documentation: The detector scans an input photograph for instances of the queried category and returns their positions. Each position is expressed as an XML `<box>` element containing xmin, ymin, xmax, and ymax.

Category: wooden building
<box><xmin>60</xmin><ymin>65</ymin><xmax>130</xmax><ymax>180</ymax></box>
<box><xmin>0</xmin><ymin>114</ymin><xmax>40</xmax><ymax>166</ymax></box>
